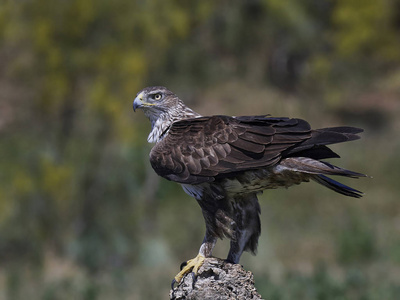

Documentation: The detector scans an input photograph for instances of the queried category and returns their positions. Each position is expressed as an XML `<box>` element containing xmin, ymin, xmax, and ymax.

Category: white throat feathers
<box><xmin>147</xmin><ymin>104</ymin><xmax>201</xmax><ymax>143</ymax></box>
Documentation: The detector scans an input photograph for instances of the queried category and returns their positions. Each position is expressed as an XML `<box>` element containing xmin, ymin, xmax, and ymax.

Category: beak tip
<box><xmin>133</xmin><ymin>97</ymin><xmax>141</xmax><ymax>112</ymax></box>
<box><xmin>133</xmin><ymin>92</ymin><xmax>145</xmax><ymax>112</ymax></box>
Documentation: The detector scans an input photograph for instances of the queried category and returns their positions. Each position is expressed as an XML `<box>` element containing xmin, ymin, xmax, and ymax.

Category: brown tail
<box><xmin>279</xmin><ymin>157</ymin><xmax>366</xmax><ymax>198</ymax></box>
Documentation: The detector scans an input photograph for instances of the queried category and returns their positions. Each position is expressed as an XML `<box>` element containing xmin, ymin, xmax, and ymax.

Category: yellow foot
<box><xmin>174</xmin><ymin>253</ymin><xmax>205</xmax><ymax>284</ymax></box>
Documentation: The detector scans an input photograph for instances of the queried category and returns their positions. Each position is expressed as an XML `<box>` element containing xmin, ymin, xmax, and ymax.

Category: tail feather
<box><xmin>280</xmin><ymin>157</ymin><xmax>366</xmax><ymax>178</ymax></box>
<box><xmin>279</xmin><ymin>157</ymin><xmax>366</xmax><ymax>198</ymax></box>
<box><xmin>277</xmin><ymin>126</ymin><xmax>365</xmax><ymax>198</ymax></box>
<box><xmin>318</xmin><ymin>161</ymin><xmax>366</xmax><ymax>178</ymax></box>
<box><xmin>312</xmin><ymin>174</ymin><xmax>364</xmax><ymax>198</ymax></box>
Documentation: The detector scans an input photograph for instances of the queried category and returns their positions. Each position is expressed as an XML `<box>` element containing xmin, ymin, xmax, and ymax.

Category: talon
<box><xmin>171</xmin><ymin>278</ymin><xmax>177</xmax><ymax>290</ymax></box>
<box><xmin>191</xmin><ymin>272</ymin><xmax>196</xmax><ymax>289</ymax></box>
<box><xmin>173</xmin><ymin>254</ymin><xmax>205</xmax><ymax>285</ymax></box>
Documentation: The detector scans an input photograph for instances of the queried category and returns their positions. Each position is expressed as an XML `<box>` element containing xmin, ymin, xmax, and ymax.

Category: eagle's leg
<box><xmin>173</xmin><ymin>232</ymin><xmax>217</xmax><ymax>284</ymax></box>
<box><xmin>227</xmin><ymin>194</ymin><xmax>261</xmax><ymax>264</ymax></box>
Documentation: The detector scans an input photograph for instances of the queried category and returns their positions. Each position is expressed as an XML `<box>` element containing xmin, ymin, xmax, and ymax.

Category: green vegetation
<box><xmin>258</xmin><ymin>265</ymin><xmax>400</xmax><ymax>300</ymax></box>
<box><xmin>1</xmin><ymin>0</ymin><xmax>399</xmax><ymax>299</ymax></box>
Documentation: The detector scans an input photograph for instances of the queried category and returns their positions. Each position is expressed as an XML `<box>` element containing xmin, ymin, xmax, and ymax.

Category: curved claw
<box><xmin>171</xmin><ymin>278</ymin><xmax>177</xmax><ymax>290</ymax></box>
<box><xmin>190</xmin><ymin>272</ymin><xmax>196</xmax><ymax>289</ymax></box>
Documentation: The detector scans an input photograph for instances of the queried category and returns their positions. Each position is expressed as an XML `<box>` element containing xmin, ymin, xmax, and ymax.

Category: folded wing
<box><xmin>149</xmin><ymin>115</ymin><xmax>363</xmax><ymax>185</ymax></box>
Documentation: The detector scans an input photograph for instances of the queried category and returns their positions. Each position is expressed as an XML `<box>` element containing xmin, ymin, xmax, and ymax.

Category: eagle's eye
<box><xmin>153</xmin><ymin>93</ymin><xmax>162</xmax><ymax>100</ymax></box>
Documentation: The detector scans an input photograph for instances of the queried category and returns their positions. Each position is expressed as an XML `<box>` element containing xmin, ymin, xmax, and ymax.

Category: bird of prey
<box><xmin>133</xmin><ymin>86</ymin><xmax>365</xmax><ymax>284</ymax></box>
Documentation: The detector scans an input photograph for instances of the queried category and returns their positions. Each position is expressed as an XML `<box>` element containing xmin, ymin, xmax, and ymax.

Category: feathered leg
<box><xmin>173</xmin><ymin>188</ymin><xmax>225</xmax><ymax>286</ymax></box>
<box><xmin>173</xmin><ymin>187</ymin><xmax>235</xmax><ymax>284</ymax></box>
<box><xmin>199</xmin><ymin>231</ymin><xmax>218</xmax><ymax>257</ymax></box>
<box><xmin>227</xmin><ymin>193</ymin><xmax>261</xmax><ymax>264</ymax></box>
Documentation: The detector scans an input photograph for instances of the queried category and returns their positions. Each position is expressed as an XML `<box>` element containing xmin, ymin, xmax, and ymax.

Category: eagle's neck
<box><xmin>147</xmin><ymin>104</ymin><xmax>201</xmax><ymax>143</ymax></box>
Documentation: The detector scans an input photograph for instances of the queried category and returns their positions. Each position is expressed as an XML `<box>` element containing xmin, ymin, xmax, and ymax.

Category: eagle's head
<box><xmin>133</xmin><ymin>86</ymin><xmax>179</xmax><ymax>115</ymax></box>
<box><xmin>133</xmin><ymin>86</ymin><xmax>200</xmax><ymax>143</ymax></box>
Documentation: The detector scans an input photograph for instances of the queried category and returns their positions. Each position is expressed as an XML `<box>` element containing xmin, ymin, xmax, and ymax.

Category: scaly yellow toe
<box><xmin>174</xmin><ymin>253</ymin><xmax>205</xmax><ymax>284</ymax></box>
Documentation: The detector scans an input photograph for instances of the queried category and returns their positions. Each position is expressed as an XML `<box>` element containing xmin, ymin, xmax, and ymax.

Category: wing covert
<box><xmin>149</xmin><ymin>115</ymin><xmax>313</xmax><ymax>184</ymax></box>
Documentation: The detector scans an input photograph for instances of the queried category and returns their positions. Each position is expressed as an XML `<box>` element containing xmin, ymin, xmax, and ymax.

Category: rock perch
<box><xmin>170</xmin><ymin>257</ymin><xmax>263</xmax><ymax>300</ymax></box>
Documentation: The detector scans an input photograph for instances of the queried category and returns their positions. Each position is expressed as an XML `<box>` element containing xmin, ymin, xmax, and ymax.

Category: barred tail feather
<box><xmin>280</xmin><ymin>157</ymin><xmax>367</xmax><ymax>178</ymax></box>
<box><xmin>312</xmin><ymin>174</ymin><xmax>364</xmax><ymax>198</ymax></box>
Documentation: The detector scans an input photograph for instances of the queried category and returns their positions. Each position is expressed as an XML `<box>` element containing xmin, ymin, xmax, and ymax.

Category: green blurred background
<box><xmin>1</xmin><ymin>0</ymin><xmax>400</xmax><ymax>299</ymax></box>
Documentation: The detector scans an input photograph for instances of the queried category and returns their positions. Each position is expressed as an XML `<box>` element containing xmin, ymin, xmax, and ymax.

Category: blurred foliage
<box><xmin>0</xmin><ymin>0</ymin><xmax>400</xmax><ymax>299</ymax></box>
<box><xmin>258</xmin><ymin>264</ymin><xmax>400</xmax><ymax>300</ymax></box>
<box><xmin>336</xmin><ymin>212</ymin><xmax>377</xmax><ymax>264</ymax></box>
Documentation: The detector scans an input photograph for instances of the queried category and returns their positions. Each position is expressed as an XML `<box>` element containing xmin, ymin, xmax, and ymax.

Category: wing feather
<box><xmin>213</xmin><ymin>143</ymin><xmax>229</xmax><ymax>158</ymax></box>
<box><xmin>239</xmin><ymin>131</ymin><xmax>273</xmax><ymax>144</ymax></box>
<box><xmin>149</xmin><ymin>115</ymin><xmax>360</xmax><ymax>184</ymax></box>
<box><xmin>230</xmin><ymin>138</ymin><xmax>265</xmax><ymax>153</ymax></box>
<box><xmin>200</xmin><ymin>157</ymin><xmax>211</xmax><ymax>168</ymax></box>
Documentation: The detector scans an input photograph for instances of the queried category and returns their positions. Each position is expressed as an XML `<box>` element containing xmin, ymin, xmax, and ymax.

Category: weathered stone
<box><xmin>170</xmin><ymin>257</ymin><xmax>263</xmax><ymax>300</ymax></box>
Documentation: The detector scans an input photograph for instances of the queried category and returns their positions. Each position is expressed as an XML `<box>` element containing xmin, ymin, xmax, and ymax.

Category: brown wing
<box><xmin>149</xmin><ymin>115</ymin><xmax>314</xmax><ymax>184</ymax></box>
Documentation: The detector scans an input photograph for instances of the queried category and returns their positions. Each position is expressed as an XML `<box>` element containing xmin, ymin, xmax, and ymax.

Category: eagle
<box><xmin>133</xmin><ymin>86</ymin><xmax>365</xmax><ymax>284</ymax></box>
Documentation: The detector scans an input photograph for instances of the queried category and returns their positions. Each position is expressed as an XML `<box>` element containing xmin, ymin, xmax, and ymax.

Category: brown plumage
<box><xmin>133</xmin><ymin>86</ymin><xmax>366</xmax><ymax>282</ymax></box>
<box><xmin>150</xmin><ymin>115</ymin><xmax>363</xmax><ymax>186</ymax></box>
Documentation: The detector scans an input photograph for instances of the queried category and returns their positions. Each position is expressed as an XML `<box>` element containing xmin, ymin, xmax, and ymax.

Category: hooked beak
<box><xmin>133</xmin><ymin>93</ymin><xmax>144</xmax><ymax>112</ymax></box>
